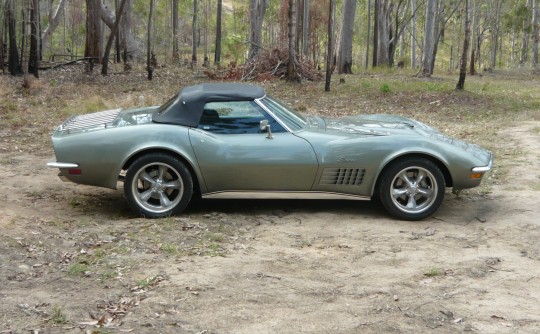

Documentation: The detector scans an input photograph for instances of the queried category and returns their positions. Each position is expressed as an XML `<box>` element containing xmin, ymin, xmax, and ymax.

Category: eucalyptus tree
<box><xmin>456</xmin><ymin>0</ymin><xmax>471</xmax><ymax>90</ymax></box>
<box><xmin>41</xmin><ymin>0</ymin><xmax>67</xmax><ymax>57</ymax></box>
<box><xmin>85</xmin><ymin>0</ymin><xmax>102</xmax><ymax>70</ymax></box>
<box><xmin>533</xmin><ymin>0</ymin><xmax>539</xmax><ymax>69</ymax></box>
<box><xmin>419</xmin><ymin>0</ymin><xmax>436</xmax><ymax>77</ymax></box>
<box><xmin>172</xmin><ymin>0</ymin><xmax>179</xmax><ymax>59</ymax></box>
<box><xmin>215</xmin><ymin>0</ymin><xmax>222</xmax><ymax>64</ymax></box>
<box><xmin>286</xmin><ymin>0</ymin><xmax>299</xmax><ymax>81</ymax></box>
<box><xmin>192</xmin><ymin>0</ymin><xmax>197</xmax><ymax>63</ymax></box>
<box><xmin>337</xmin><ymin>0</ymin><xmax>357</xmax><ymax>73</ymax></box>
<box><xmin>6</xmin><ymin>0</ymin><xmax>21</xmax><ymax>75</ymax></box>
<box><xmin>29</xmin><ymin>0</ymin><xmax>40</xmax><ymax>77</ymax></box>
<box><xmin>248</xmin><ymin>0</ymin><xmax>267</xmax><ymax>59</ymax></box>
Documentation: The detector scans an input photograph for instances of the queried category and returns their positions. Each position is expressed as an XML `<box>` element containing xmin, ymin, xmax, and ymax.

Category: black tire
<box><xmin>378</xmin><ymin>157</ymin><xmax>445</xmax><ymax>221</ymax></box>
<box><xmin>124</xmin><ymin>153</ymin><xmax>193</xmax><ymax>218</ymax></box>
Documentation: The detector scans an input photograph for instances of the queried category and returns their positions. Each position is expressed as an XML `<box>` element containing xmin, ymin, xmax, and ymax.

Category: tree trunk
<box><xmin>85</xmin><ymin>0</ymin><xmax>102</xmax><ymax>71</ymax></box>
<box><xmin>375</xmin><ymin>0</ymin><xmax>390</xmax><ymax>66</ymax></box>
<box><xmin>337</xmin><ymin>0</ymin><xmax>356</xmax><ymax>74</ymax></box>
<box><xmin>489</xmin><ymin>0</ymin><xmax>502</xmax><ymax>69</ymax></box>
<box><xmin>7</xmin><ymin>0</ymin><xmax>20</xmax><ymax>75</ymax></box>
<box><xmin>147</xmin><ymin>0</ymin><xmax>155</xmax><ymax>80</ymax></box>
<box><xmin>248</xmin><ymin>0</ymin><xmax>267</xmax><ymax>59</ymax></box>
<box><xmin>365</xmin><ymin>0</ymin><xmax>371</xmax><ymax>69</ymax></box>
<box><xmin>521</xmin><ymin>0</ymin><xmax>531</xmax><ymax>65</ymax></box>
<box><xmin>203</xmin><ymin>0</ymin><xmax>208</xmax><ymax>65</ymax></box>
<box><xmin>29</xmin><ymin>0</ymin><xmax>40</xmax><ymax>77</ymax></box>
<box><xmin>192</xmin><ymin>0</ymin><xmax>197</xmax><ymax>63</ymax></box>
<box><xmin>325</xmin><ymin>0</ymin><xmax>336</xmax><ymax>91</ymax></box>
<box><xmin>214</xmin><ymin>0</ymin><xmax>222</xmax><ymax>64</ymax></box>
<box><xmin>41</xmin><ymin>0</ymin><xmax>67</xmax><ymax>57</ymax></box>
<box><xmin>410</xmin><ymin>0</ymin><xmax>416</xmax><ymax>68</ymax></box>
<box><xmin>102</xmin><ymin>0</ymin><xmax>127</xmax><ymax>76</ymax></box>
<box><xmin>372</xmin><ymin>0</ymin><xmax>378</xmax><ymax>67</ymax></box>
<box><xmin>533</xmin><ymin>0</ymin><xmax>539</xmax><ymax>69</ymax></box>
<box><xmin>302</xmin><ymin>0</ymin><xmax>309</xmax><ymax>57</ymax></box>
<box><xmin>456</xmin><ymin>0</ymin><xmax>470</xmax><ymax>90</ymax></box>
<box><xmin>172</xmin><ymin>0</ymin><xmax>179</xmax><ymax>60</ymax></box>
<box><xmin>419</xmin><ymin>0</ymin><xmax>436</xmax><ymax>77</ymax></box>
<box><xmin>286</xmin><ymin>0</ymin><xmax>299</xmax><ymax>81</ymax></box>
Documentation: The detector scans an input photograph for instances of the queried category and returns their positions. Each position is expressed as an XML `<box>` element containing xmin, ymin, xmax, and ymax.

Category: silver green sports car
<box><xmin>48</xmin><ymin>83</ymin><xmax>493</xmax><ymax>220</ymax></box>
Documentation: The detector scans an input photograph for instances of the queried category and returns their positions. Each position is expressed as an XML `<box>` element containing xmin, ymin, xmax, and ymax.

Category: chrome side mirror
<box><xmin>259</xmin><ymin>119</ymin><xmax>273</xmax><ymax>139</ymax></box>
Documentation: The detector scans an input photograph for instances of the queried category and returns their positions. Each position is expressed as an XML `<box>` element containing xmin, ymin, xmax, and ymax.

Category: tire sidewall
<box><xmin>378</xmin><ymin>158</ymin><xmax>445</xmax><ymax>221</ymax></box>
<box><xmin>124</xmin><ymin>153</ymin><xmax>193</xmax><ymax>218</ymax></box>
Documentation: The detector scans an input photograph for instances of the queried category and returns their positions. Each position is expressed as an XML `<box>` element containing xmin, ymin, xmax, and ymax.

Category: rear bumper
<box><xmin>47</xmin><ymin>161</ymin><xmax>79</xmax><ymax>183</ymax></box>
<box><xmin>47</xmin><ymin>161</ymin><xmax>79</xmax><ymax>168</ymax></box>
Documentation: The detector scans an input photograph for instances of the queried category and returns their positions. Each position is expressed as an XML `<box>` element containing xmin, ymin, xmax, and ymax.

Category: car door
<box><xmin>189</xmin><ymin>100</ymin><xmax>319</xmax><ymax>192</ymax></box>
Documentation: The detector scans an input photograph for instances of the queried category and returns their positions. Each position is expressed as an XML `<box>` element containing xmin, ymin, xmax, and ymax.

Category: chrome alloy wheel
<box><xmin>131</xmin><ymin>162</ymin><xmax>184</xmax><ymax>214</ymax></box>
<box><xmin>389</xmin><ymin>166</ymin><xmax>438</xmax><ymax>214</ymax></box>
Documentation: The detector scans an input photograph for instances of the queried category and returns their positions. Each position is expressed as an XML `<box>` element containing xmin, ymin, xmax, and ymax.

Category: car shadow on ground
<box><xmin>186</xmin><ymin>198</ymin><xmax>386</xmax><ymax>217</ymax></box>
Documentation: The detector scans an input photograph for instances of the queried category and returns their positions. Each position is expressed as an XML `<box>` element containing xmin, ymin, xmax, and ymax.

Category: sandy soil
<box><xmin>0</xmin><ymin>121</ymin><xmax>539</xmax><ymax>333</ymax></box>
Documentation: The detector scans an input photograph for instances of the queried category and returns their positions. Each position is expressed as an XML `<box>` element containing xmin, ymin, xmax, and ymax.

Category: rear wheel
<box><xmin>124</xmin><ymin>153</ymin><xmax>193</xmax><ymax>218</ymax></box>
<box><xmin>378</xmin><ymin>158</ymin><xmax>445</xmax><ymax>221</ymax></box>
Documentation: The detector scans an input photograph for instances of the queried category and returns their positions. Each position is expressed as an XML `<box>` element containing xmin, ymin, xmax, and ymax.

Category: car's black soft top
<box><xmin>152</xmin><ymin>83</ymin><xmax>266</xmax><ymax>126</ymax></box>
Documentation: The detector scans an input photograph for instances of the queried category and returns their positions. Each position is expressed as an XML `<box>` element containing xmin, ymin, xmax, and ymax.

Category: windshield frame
<box><xmin>256</xmin><ymin>96</ymin><xmax>307</xmax><ymax>132</ymax></box>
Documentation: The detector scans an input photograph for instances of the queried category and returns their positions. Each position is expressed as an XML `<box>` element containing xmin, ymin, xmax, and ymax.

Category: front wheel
<box><xmin>378</xmin><ymin>158</ymin><xmax>445</xmax><ymax>221</ymax></box>
<box><xmin>124</xmin><ymin>153</ymin><xmax>193</xmax><ymax>218</ymax></box>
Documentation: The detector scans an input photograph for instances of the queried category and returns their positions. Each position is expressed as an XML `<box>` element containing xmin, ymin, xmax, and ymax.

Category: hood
<box><xmin>310</xmin><ymin>114</ymin><xmax>491</xmax><ymax>164</ymax></box>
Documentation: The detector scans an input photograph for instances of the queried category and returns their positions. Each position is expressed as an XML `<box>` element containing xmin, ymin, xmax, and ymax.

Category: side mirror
<box><xmin>259</xmin><ymin>120</ymin><xmax>273</xmax><ymax>139</ymax></box>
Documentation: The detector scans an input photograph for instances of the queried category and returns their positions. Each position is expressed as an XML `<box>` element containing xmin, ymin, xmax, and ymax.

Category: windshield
<box><xmin>260</xmin><ymin>96</ymin><xmax>307</xmax><ymax>131</ymax></box>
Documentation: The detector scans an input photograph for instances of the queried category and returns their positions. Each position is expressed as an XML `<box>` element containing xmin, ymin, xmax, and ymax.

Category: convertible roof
<box><xmin>152</xmin><ymin>83</ymin><xmax>266</xmax><ymax>126</ymax></box>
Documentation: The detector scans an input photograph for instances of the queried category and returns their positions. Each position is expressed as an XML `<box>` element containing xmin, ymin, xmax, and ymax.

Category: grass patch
<box><xmin>49</xmin><ymin>306</ymin><xmax>68</xmax><ymax>324</ymax></box>
<box><xmin>424</xmin><ymin>267</ymin><xmax>444</xmax><ymax>277</ymax></box>
<box><xmin>67</xmin><ymin>263</ymin><xmax>89</xmax><ymax>276</ymax></box>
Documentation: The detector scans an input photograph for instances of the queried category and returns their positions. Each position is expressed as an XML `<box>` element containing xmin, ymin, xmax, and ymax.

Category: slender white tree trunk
<box><xmin>420</xmin><ymin>0</ymin><xmax>436</xmax><ymax>77</ymax></box>
<box><xmin>410</xmin><ymin>0</ymin><xmax>416</xmax><ymax>68</ymax></box>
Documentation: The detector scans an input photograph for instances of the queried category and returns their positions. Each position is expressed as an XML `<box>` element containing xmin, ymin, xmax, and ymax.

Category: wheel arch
<box><xmin>372</xmin><ymin>153</ymin><xmax>453</xmax><ymax>196</ymax></box>
<box><xmin>121</xmin><ymin>148</ymin><xmax>203</xmax><ymax>195</ymax></box>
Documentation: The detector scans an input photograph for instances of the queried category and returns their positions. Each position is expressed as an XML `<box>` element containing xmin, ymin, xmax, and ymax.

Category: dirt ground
<box><xmin>1</xmin><ymin>103</ymin><xmax>539</xmax><ymax>332</ymax></box>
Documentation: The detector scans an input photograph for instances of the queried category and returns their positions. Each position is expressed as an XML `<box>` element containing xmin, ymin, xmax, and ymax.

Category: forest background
<box><xmin>1</xmin><ymin>0</ymin><xmax>539</xmax><ymax>85</ymax></box>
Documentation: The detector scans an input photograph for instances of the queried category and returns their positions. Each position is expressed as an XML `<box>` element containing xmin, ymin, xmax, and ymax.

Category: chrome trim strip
<box><xmin>472</xmin><ymin>153</ymin><xmax>493</xmax><ymax>173</ymax></box>
<box><xmin>202</xmin><ymin>191</ymin><xmax>371</xmax><ymax>201</ymax></box>
<box><xmin>254</xmin><ymin>97</ymin><xmax>294</xmax><ymax>133</ymax></box>
<box><xmin>47</xmin><ymin>162</ymin><xmax>79</xmax><ymax>168</ymax></box>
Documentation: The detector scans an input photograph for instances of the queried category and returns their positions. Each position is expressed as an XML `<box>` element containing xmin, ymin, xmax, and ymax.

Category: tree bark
<box><xmin>375</xmin><ymin>0</ymin><xmax>389</xmax><ymax>66</ymax></box>
<box><xmin>456</xmin><ymin>0</ymin><xmax>470</xmax><ymax>90</ymax></box>
<box><xmin>214</xmin><ymin>0</ymin><xmax>222</xmax><ymax>64</ymax></box>
<box><xmin>287</xmin><ymin>0</ymin><xmax>299</xmax><ymax>81</ymax></box>
<box><xmin>248</xmin><ymin>0</ymin><xmax>267</xmax><ymax>59</ymax></box>
<box><xmin>372</xmin><ymin>0</ymin><xmax>378</xmax><ymax>67</ymax></box>
<box><xmin>192</xmin><ymin>0</ymin><xmax>197</xmax><ymax>63</ymax></box>
<box><xmin>102</xmin><ymin>0</ymin><xmax>127</xmax><ymax>76</ymax></box>
<box><xmin>365</xmin><ymin>0</ymin><xmax>371</xmax><ymax>69</ymax></box>
<box><xmin>521</xmin><ymin>0</ymin><xmax>531</xmax><ymax>65</ymax></box>
<box><xmin>410</xmin><ymin>0</ymin><xmax>416</xmax><ymax>68</ymax></box>
<box><xmin>172</xmin><ymin>0</ymin><xmax>179</xmax><ymax>60</ymax></box>
<box><xmin>85</xmin><ymin>0</ymin><xmax>102</xmax><ymax>71</ymax></box>
<box><xmin>29</xmin><ymin>0</ymin><xmax>40</xmax><ymax>77</ymax></box>
<box><xmin>7</xmin><ymin>0</ymin><xmax>20</xmax><ymax>75</ymax></box>
<box><xmin>419</xmin><ymin>0</ymin><xmax>436</xmax><ymax>77</ymax></box>
<box><xmin>533</xmin><ymin>0</ymin><xmax>539</xmax><ymax>69</ymax></box>
<box><xmin>147</xmin><ymin>0</ymin><xmax>155</xmax><ymax>79</ymax></box>
<box><xmin>302</xmin><ymin>0</ymin><xmax>309</xmax><ymax>57</ymax></box>
<box><xmin>337</xmin><ymin>0</ymin><xmax>356</xmax><ymax>74</ymax></box>
<box><xmin>325</xmin><ymin>0</ymin><xmax>336</xmax><ymax>91</ymax></box>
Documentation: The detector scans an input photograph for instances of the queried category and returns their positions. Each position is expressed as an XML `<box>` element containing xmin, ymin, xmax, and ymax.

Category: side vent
<box><xmin>320</xmin><ymin>168</ymin><xmax>365</xmax><ymax>186</ymax></box>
